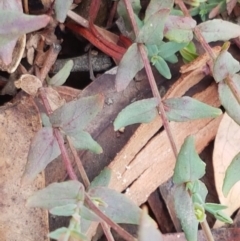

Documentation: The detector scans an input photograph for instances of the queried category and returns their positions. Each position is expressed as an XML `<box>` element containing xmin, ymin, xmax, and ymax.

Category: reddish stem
<box><xmin>89</xmin><ymin>0</ymin><xmax>126</xmax><ymax>56</ymax></box>
<box><xmin>66</xmin><ymin>23</ymin><xmax>124</xmax><ymax>60</ymax></box>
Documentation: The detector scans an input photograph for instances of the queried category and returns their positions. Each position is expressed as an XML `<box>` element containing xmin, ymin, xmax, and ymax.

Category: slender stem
<box><xmin>225</xmin><ymin>76</ymin><xmax>240</xmax><ymax>104</ymax></box>
<box><xmin>200</xmin><ymin>219</ymin><xmax>214</xmax><ymax>241</ymax></box>
<box><xmin>123</xmin><ymin>0</ymin><xmax>178</xmax><ymax>158</ymax></box>
<box><xmin>85</xmin><ymin>194</ymin><xmax>136</xmax><ymax>241</ymax></box>
<box><xmin>101</xmin><ymin>221</ymin><xmax>115</xmax><ymax>241</ymax></box>
<box><xmin>39</xmin><ymin>44</ymin><xmax>61</xmax><ymax>82</ymax></box>
<box><xmin>67</xmin><ymin>136</ymin><xmax>90</xmax><ymax>188</ymax></box>
<box><xmin>39</xmin><ymin>87</ymin><xmax>53</xmax><ymax>115</ymax></box>
<box><xmin>54</xmin><ymin>129</ymin><xmax>78</xmax><ymax>180</ymax></box>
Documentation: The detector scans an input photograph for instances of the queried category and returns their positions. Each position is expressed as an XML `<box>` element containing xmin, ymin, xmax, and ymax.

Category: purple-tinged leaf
<box><xmin>115</xmin><ymin>43</ymin><xmax>144</xmax><ymax>91</ymax></box>
<box><xmin>0</xmin><ymin>11</ymin><xmax>50</xmax><ymax>64</ymax></box>
<box><xmin>68</xmin><ymin>130</ymin><xmax>102</xmax><ymax>154</ymax></box>
<box><xmin>227</xmin><ymin>0</ymin><xmax>237</xmax><ymax>15</ymax></box>
<box><xmin>54</xmin><ymin>0</ymin><xmax>73</xmax><ymax>23</ymax></box>
<box><xmin>22</xmin><ymin>127</ymin><xmax>61</xmax><ymax>184</ymax></box>
<box><xmin>174</xmin><ymin>185</ymin><xmax>199</xmax><ymax>241</ymax></box>
<box><xmin>223</xmin><ymin>152</ymin><xmax>240</xmax><ymax>197</ymax></box>
<box><xmin>0</xmin><ymin>0</ymin><xmax>22</xmax><ymax>11</ymax></box>
<box><xmin>218</xmin><ymin>74</ymin><xmax>240</xmax><ymax>125</ymax></box>
<box><xmin>114</xmin><ymin>98</ymin><xmax>158</xmax><ymax>131</ymax></box>
<box><xmin>144</xmin><ymin>0</ymin><xmax>174</xmax><ymax>22</ymax></box>
<box><xmin>48</xmin><ymin>60</ymin><xmax>73</xmax><ymax>86</ymax></box>
<box><xmin>213</xmin><ymin>50</ymin><xmax>240</xmax><ymax>83</ymax></box>
<box><xmin>173</xmin><ymin>136</ymin><xmax>206</xmax><ymax>184</ymax></box>
<box><xmin>27</xmin><ymin>180</ymin><xmax>84</xmax><ymax>209</ymax></box>
<box><xmin>164</xmin><ymin>16</ymin><xmax>196</xmax><ymax>43</ymax></box>
<box><xmin>49</xmin><ymin>94</ymin><xmax>104</xmax><ymax>133</ymax></box>
<box><xmin>88</xmin><ymin>187</ymin><xmax>141</xmax><ymax>224</ymax></box>
<box><xmin>164</xmin><ymin>96</ymin><xmax>222</xmax><ymax>122</ymax></box>
<box><xmin>137</xmin><ymin>9</ymin><xmax>170</xmax><ymax>45</ymax></box>
<box><xmin>196</xmin><ymin>20</ymin><xmax>240</xmax><ymax>43</ymax></box>
<box><xmin>138</xmin><ymin>207</ymin><xmax>163</xmax><ymax>241</ymax></box>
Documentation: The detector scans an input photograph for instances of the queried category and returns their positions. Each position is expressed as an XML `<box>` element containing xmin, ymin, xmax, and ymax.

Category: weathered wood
<box><xmin>108</xmin><ymin>83</ymin><xmax>222</xmax><ymax>206</ymax></box>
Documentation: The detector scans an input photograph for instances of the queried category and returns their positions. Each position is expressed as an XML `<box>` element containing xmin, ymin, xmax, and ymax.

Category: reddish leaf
<box><xmin>164</xmin><ymin>16</ymin><xmax>196</xmax><ymax>43</ymax></box>
<box><xmin>49</xmin><ymin>94</ymin><xmax>104</xmax><ymax>134</ymax></box>
<box><xmin>196</xmin><ymin>20</ymin><xmax>240</xmax><ymax>43</ymax></box>
<box><xmin>22</xmin><ymin>127</ymin><xmax>61</xmax><ymax>184</ymax></box>
<box><xmin>0</xmin><ymin>10</ymin><xmax>50</xmax><ymax>64</ymax></box>
<box><xmin>137</xmin><ymin>9</ymin><xmax>170</xmax><ymax>45</ymax></box>
<box><xmin>144</xmin><ymin>0</ymin><xmax>174</xmax><ymax>22</ymax></box>
<box><xmin>115</xmin><ymin>43</ymin><xmax>144</xmax><ymax>91</ymax></box>
<box><xmin>213</xmin><ymin>50</ymin><xmax>240</xmax><ymax>83</ymax></box>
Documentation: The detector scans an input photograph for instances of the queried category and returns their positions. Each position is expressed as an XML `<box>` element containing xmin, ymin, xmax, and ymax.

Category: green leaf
<box><xmin>190</xmin><ymin>180</ymin><xmax>208</xmax><ymax>204</ymax></box>
<box><xmin>116</xmin><ymin>43</ymin><xmax>144</xmax><ymax>91</ymax></box>
<box><xmin>27</xmin><ymin>180</ymin><xmax>84</xmax><ymax>209</ymax></box>
<box><xmin>214</xmin><ymin>210</ymin><xmax>233</xmax><ymax>224</ymax></box>
<box><xmin>117</xmin><ymin>0</ymin><xmax>141</xmax><ymax>32</ymax></box>
<box><xmin>90</xmin><ymin>167</ymin><xmax>111</xmax><ymax>189</ymax></box>
<box><xmin>138</xmin><ymin>207</ymin><xmax>163</xmax><ymax>241</ymax></box>
<box><xmin>113</xmin><ymin>98</ymin><xmax>158</xmax><ymax>131</ymax></box>
<box><xmin>152</xmin><ymin>56</ymin><xmax>171</xmax><ymax>79</ymax></box>
<box><xmin>164</xmin><ymin>16</ymin><xmax>196</xmax><ymax>43</ymax></box>
<box><xmin>50</xmin><ymin>204</ymin><xmax>77</xmax><ymax>216</ymax></box>
<box><xmin>174</xmin><ymin>185</ymin><xmax>199</xmax><ymax>241</ymax></box>
<box><xmin>48</xmin><ymin>227</ymin><xmax>68</xmax><ymax>240</ymax></box>
<box><xmin>137</xmin><ymin>9</ymin><xmax>170</xmax><ymax>45</ymax></box>
<box><xmin>88</xmin><ymin>187</ymin><xmax>141</xmax><ymax>224</ymax></box>
<box><xmin>164</xmin><ymin>54</ymin><xmax>178</xmax><ymax>64</ymax></box>
<box><xmin>68</xmin><ymin>130</ymin><xmax>102</xmax><ymax>154</ymax></box>
<box><xmin>80</xmin><ymin>205</ymin><xmax>101</xmax><ymax>222</ymax></box>
<box><xmin>222</xmin><ymin>152</ymin><xmax>240</xmax><ymax>197</ymax></box>
<box><xmin>194</xmin><ymin>203</ymin><xmax>206</xmax><ymax>222</ymax></box>
<box><xmin>213</xmin><ymin>50</ymin><xmax>240</xmax><ymax>83</ymax></box>
<box><xmin>164</xmin><ymin>96</ymin><xmax>222</xmax><ymax>122</ymax></box>
<box><xmin>54</xmin><ymin>0</ymin><xmax>73</xmax><ymax>23</ymax></box>
<box><xmin>49</xmin><ymin>94</ymin><xmax>104</xmax><ymax>133</ymax></box>
<box><xmin>70</xmin><ymin>229</ymin><xmax>88</xmax><ymax>240</ymax></box>
<box><xmin>173</xmin><ymin>136</ymin><xmax>206</xmax><ymax>184</ymax></box>
<box><xmin>157</xmin><ymin>41</ymin><xmax>187</xmax><ymax>59</ymax></box>
<box><xmin>145</xmin><ymin>0</ymin><xmax>174</xmax><ymax>22</ymax></box>
<box><xmin>41</xmin><ymin>113</ymin><xmax>52</xmax><ymax>127</ymax></box>
<box><xmin>48</xmin><ymin>60</ymin><xmax>73</xmax><ymax>86</ymax></box>
<box><xmin>22</xmin><ymin>127</ymin><xmax>61</xmax><ymax>185</ymax></box>
<box><xmin>196</xmin><ymin>19</ymin><xmax>240</xmax><ymax>42</ymax></box>
<box><xmin>204</xmin><ymin>203</ymin><xmax>228</xmax><ymax>213</ymax></box>
<box><xmin>180</xmin><ymin>42</ymin><xmax>198</xmax><ymax>63</ymax></box>
<box><xmin>218</xmin><ymin>74</ymin><xmax>240</xmax><ymax>125</ymax></box>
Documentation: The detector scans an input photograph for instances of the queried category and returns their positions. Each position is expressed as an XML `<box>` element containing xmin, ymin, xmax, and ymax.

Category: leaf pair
<box><xmin>22</xmin><ymin>94</ymin><xmax>104</xmax><ymax>184</ymax></box>
<box><xmin>114</xmin><ymin>97</ymin><xmax>221</xmax><ymax>131</ymax></box>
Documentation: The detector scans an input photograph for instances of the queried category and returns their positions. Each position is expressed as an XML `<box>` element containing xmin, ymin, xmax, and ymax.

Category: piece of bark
<box><xmin>148</xmin><ymin>190</ymin><xmax>175</xmax><ymax>233</ymax></box>
<box><xmin>108</xmin><ymin>83</ymin><xmax>222</xmax><ymax>205</ymax></box>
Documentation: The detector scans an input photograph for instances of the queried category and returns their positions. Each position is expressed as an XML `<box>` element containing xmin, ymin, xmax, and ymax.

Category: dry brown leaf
<box><xmin>15</xmin><ymin>74</ymin><xmax>42</xmax><ymax>95</ymax></box>
<box><xmin>45</xmin><ymin>86</ymin><xmax>65</xmax><ymax>111</ymax></box>
<box><xmin>213</xmin><ymin>113</ymin><xmax>240</xmax><ymax>227</ymax></box>
<box><xmin>0</xmin><ymin>96</ymin><xmax>48</xmax><ymax>241</ymax></box>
